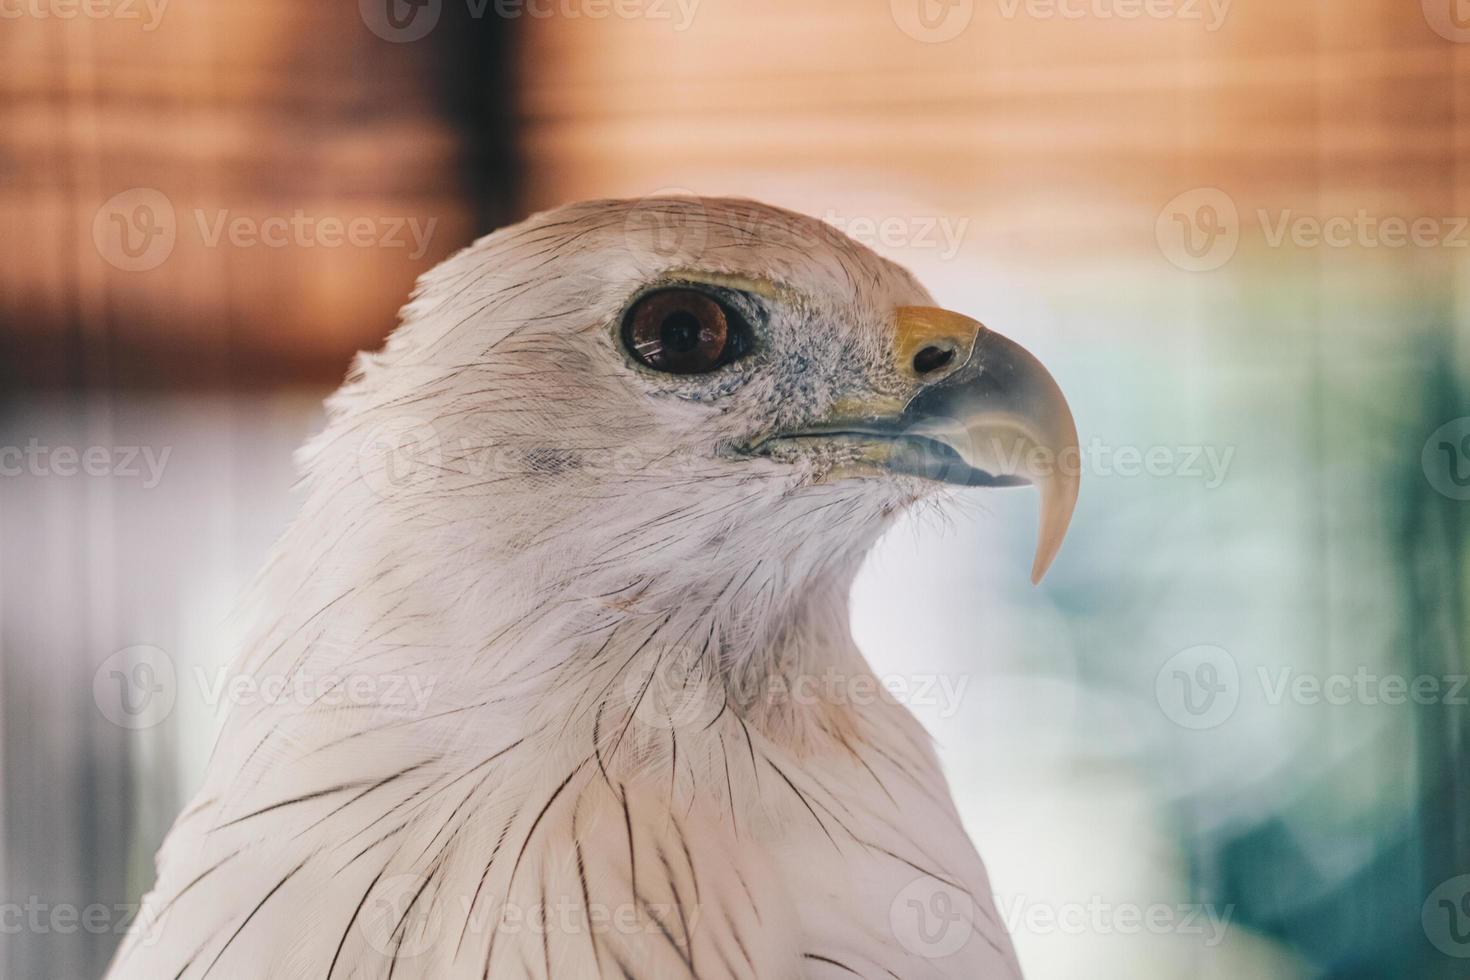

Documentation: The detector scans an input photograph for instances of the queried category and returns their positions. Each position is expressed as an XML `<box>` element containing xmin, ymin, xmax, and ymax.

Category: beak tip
<box><xmin>1029</xmin><ymin>472</ymin><xmax>1079</xmax><ymax>586</ymax></box>
<box><xmin>1029</xmin><ymin>545</ymin><xmax>1058</xmax><ymax>586</ymax></box>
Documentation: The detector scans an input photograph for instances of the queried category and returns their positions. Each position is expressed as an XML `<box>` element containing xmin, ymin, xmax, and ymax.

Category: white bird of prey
<box><xmin>108</xmin><ymin>197</ymin><xmax>1078</xmax><ymax>980</ymax></box>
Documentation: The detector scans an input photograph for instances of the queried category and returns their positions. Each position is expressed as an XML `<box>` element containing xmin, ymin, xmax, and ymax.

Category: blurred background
<box><xmin>2</xmin><ymin>1</ymin><xmax>1469</xmax><ymax>977</ymax></box>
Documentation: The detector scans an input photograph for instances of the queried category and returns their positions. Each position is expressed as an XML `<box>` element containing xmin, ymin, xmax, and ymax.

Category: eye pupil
<box><xmin>661</xmin><ymin>312</ymin><xmax>702</xmax><ymax>353</ymax></box>
<box><xmin>622</xmin><ymin>287</ymin><xmax>750</xmax><ymax>375</ymax></box>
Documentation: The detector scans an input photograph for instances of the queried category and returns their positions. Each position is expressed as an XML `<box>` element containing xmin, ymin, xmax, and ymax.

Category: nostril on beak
<box><xmin>913</xmin><ymin>345</ymin><xmax>956</xmax><ymax>376</ymax></box>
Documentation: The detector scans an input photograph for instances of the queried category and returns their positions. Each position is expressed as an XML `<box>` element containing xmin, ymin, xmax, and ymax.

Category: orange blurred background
<box><xmin>6</xmin><ymin>1</ymin><xmax>1466</xmax><ymax>390</ymax></box>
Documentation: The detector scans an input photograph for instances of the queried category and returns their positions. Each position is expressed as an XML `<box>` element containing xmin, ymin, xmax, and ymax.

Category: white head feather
<box><xmin>109</xmin><ymin>198</ymin><xmax>1038</xmax><ymax>980</ymax></box>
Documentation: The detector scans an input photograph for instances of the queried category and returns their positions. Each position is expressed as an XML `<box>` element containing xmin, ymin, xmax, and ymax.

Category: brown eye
<box><xmin>622</xmin><ymin>288</ymin><xmax>748</xmax><ymax>375</ymax></box>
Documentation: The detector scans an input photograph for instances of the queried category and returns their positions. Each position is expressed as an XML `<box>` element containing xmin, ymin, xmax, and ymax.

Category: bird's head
<box><xmin>306</xmin><ymin>198</ymin><xmax>1077</xmax><ymax>661</ymax></box>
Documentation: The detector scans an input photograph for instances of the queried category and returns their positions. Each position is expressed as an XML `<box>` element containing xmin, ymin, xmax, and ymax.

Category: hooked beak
<box><xmin>756</xmin><ymin>307</ymin><xmax>1080</xmax><ymax>584</ymax></box>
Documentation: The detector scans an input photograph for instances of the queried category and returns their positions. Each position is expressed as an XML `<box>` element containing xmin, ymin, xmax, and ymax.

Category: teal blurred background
<box><xmin>2</xmin><ymin>1</ymin><xmax>1468</xmax><ymax>977</ymax></box>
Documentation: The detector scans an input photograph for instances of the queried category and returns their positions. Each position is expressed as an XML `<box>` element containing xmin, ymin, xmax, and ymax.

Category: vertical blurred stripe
<box><xmin>0</xmin><ymin>3</ymin><xmax>518</xmax><ymax>975</ymax></box>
